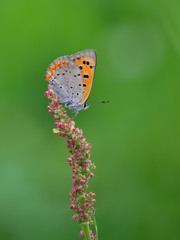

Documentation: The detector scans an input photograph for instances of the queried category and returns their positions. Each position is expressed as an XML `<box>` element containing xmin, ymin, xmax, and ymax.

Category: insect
<box><xmin>45</xmin><ymin>49</ymin><xmax>96</xmax><ymax>115</ymax></box>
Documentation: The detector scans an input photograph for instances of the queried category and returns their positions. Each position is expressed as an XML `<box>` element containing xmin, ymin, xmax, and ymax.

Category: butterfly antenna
<box><xmin>88</xmin><ymin>100</ymin><xmax>110</xmax><ymax>104</ymax></box>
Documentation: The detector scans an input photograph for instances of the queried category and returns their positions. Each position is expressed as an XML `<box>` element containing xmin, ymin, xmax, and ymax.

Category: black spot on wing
<box><xmin>83</xmin><ymin>74</ymin><xmax>89</xmax><ymax>78</ymax></box>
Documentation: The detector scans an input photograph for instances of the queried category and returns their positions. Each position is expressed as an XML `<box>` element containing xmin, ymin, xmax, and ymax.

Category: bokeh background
<box><xmin>0</xmin><ymin>0</ymin><xmax>180</xmax><ymax>239</ymax></box>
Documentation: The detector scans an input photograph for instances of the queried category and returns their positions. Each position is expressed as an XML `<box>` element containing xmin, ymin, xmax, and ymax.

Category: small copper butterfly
<box><xmin>45</xmin><ymin>50</ymin><xmax>96</xmax><ymax>115</ymax></box>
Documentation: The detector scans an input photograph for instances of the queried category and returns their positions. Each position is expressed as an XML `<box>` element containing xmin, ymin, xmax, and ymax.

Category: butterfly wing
<box><xmin>70</xmin><ymin>50</ymin><xmax>96</xmax><ymax>104</ymax></box>
<box><xmin>45</xmin><ymin>56</ymin><xmax>84</xmax><ymax>105</ymax></box>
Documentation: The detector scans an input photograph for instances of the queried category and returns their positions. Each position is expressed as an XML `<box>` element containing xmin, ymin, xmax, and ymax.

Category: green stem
<box><xmin>81</xmin><ymin>223</ymin><xmax>91</xmax><ymax>240</ymax></box>
<box><xmin>92</xmin><ymin>216</ymin><xmax>98</xmax><ymax>239</ymax></box>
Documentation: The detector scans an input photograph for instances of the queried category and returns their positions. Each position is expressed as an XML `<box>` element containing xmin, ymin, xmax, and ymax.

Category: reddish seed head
<box><xmin>45</xmin><ymin>86</ymin><xmax>97</xmax><ymax>233</ymax></box>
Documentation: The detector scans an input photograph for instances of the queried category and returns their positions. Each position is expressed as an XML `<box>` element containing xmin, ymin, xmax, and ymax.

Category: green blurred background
<box><xmin>0</xmin><ymin>0</ymin><xmax>180</xmax><ymax>239</ymax></box>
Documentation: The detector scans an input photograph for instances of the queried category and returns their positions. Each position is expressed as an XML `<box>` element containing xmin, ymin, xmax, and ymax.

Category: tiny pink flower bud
<box><xmin>58</xmin><ymin>131</ymin><xmax>63</xmax><ymax>136</ymax></box>
<box><xmin>72</xmin><ymin>135</ymin><xmax>78</xmax><ymax>140</ymax></box>
<box><xmin>54</xmin><ymin>115</ymin><xmax>59</xmax><ymax>120</ymax></box>
<box><xmin>79</xmin><ymin>230</ymin><xmax>84</xmax><ymax>237</ymax></box>
<box><xmin>84</xmin><ymin>164</ymin><xmax>89</xmax><ymax>169</ymax></box>
<box><xmin>48</xmin><ymin>109</ymin><xmax>54</xmax><ymax>114</ymax></box>
<box><xmin>80</xmin><ymin>179</ymin><xmax>85</xmax><ymax>184</ymax></box>
<box><xmin>70</xmin><ymin>197</ymin><xmax>75</xmax><ymax>202</ymax></box>
<box><xmin>92</xmin><ymin>199</ymin><xmax>96</xmax><ymax>204</ymax></box>
<box><xmin>72</xmin><ymin>215</ymin><xmax>78</xmax><ymax>221</ymax></box>
<box><xmin>72</xmin><ymin>175</ymin><xmax>76</xmax><ymax>180</ymax></box>
<box><xmin>72</xmin><ymin>127</ymin><xmax>76</xmax><ymax>132</ymax></box>
<box><xmin>73</xmin><ymin>169</ymin><xmax>77</xmax><ymax>173</ymax></box>
<box><xmin>53</xmin><ymin>102</ymin><xmax>60</xmax><ymax>107</ymax></box>
<box><xmin>78</xmin><ymin>212</ymin><xmax>83</xmax><ymax>217</ymax></box>
<box><xmin>70</xmin><ymin>204</ymin><xmax>75</xmax><ymax>209</ymax></box>
<box><xmin>67</xmin><ymin>158</ymin><xmax>72</xmax><ymax>163</ymax></box>
<box><xmin>91</xmin><ymin>164</ymin><xmax>96</xmax><ymax>170</ymax></box>
<box><xmin>55</xmin><ymin>122</ymin><xmax>62</xmax><ymax>128</ymax></box>
<box><xmin>67</xmin><ymin>139</ymin><xmax>72</xmax><ymax>145</ymax></box>
<box><xmin>76</xmin><ymin>150</ymin><xmax>81</xmax><ymax>155</ymax></box>
<box><xmin>79</xmin><ymin>145</ymin><xmax>83</xmax><ymax>150</ymax></box>
<box><xmin>78</xmin><ymin>129</ymin><xmax>83</xmax><ymax>135</ymax></box>
<box><xmin>87</xmin><ymin>143</ymin><xmax>92</xmax><ymax>148</ymax></box>
<box><xmin>83</xmin><ymin>177</ymin><xmax>88</xmax><ymax>182</ymax></box>
<box><xmin>84</xmin><ymin>202</ymin><xmax>91</xmax><ymax>207</ymax></box>
<box><xmin>86</xmin><ymin>160</ymin><xmax>91</xmax><ymax>164</ymax></box>
<box><xmin>90</xmin><ymin>192</ymin><xmax>96</xmax><ymax>196</ymax></box>
<box><xmin>78</xmin><ymin>186</ymin><xmax>83</xmax><ymax>191</ymax></box>
<box><xmin>80</xmin><ymin>136</ymin><xmax>85</xmax><ymax>141</ymax></box>
<box><xmin>87</xmin><ymin>150</ymin><xmax>91</xmax><ymax>155</ymax></box>
<box><xmin>90</xmin><ymin>173</ymin><xmax>94</xmax><ymax>178</ymax></box>
<box><xmin>74</xmin><ymin>154</ymin><xmax>79</xmax><ymax>159</ymax></box>
<box><xmin>83</xmin><ymin>213</ymin><xmax>88</xmax><ymax>218</ymax></box>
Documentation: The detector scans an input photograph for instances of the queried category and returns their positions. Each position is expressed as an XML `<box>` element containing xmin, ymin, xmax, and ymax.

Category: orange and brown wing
<box><xmin>74</xmin><ymin>57</ymin><xmax>96</xmax><ymax>103</ymax></box>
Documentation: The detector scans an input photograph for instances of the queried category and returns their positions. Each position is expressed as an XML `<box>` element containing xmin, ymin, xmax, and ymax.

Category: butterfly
<box><xmin>45</xmin><ymin>49</ymin><xmax>96</xmax><ymax>115</ymax></box>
